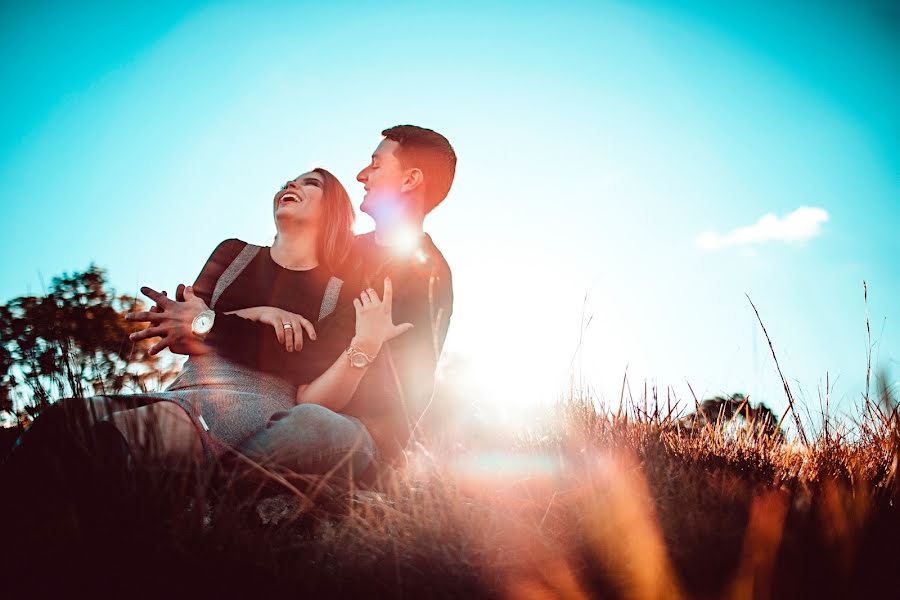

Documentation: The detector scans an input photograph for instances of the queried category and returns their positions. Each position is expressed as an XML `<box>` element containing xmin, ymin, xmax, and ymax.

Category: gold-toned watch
<box><xmin>347</xmin><ymin>345</ymin><xmax>377</xmax><ymax>368</ymax></box>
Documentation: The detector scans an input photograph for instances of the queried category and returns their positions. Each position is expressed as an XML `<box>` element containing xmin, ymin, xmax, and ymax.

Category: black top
<box><xmin>199</xmin><ymin>233</ymin><xmax>454</xmax><ymax>463</ymax></box>
<box><xmin>194</xmin><ymin>239</ymin><xmax>354</xmax><ymax>385</ymax></box>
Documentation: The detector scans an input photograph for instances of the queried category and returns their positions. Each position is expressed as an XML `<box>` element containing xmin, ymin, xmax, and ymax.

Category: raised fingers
<box><xmin>129</xmin><ymin>326</ymin><xmax>167</xmax><ymax>342</ymax></box>
<box><xmin>141</xmin><ymin>286</ymin><xmax>172</xmax><ymax>308</ymax></box>
<box><xmin>149</xmin><ymin>291</ymin><xmax>167</xmax><ymax>313</ymax></box>
<box><xmin>382</xmin><ymin>277</ymin><xmax>393</xmax><ymax>308</ymax></box>
<box><xmin>361</xmin><ymin>287</ymin><xmax>381</xmax><ymax>307</ymax></box>
<box><xmin>125</xmin><ymin>311</ymin><xmax>165</xmax><ymax>323</ymax></box>
<box><xmin>149</xmin><ymin>337</ymin><xmax>172</xmax><ymax>356</ymax></box>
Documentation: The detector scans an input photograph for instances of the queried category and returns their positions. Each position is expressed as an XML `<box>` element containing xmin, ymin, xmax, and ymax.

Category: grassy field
<box><xmin>2</xmin><ymin>378</ymin><xmax>898</xmax><ymax>600</ymax></box>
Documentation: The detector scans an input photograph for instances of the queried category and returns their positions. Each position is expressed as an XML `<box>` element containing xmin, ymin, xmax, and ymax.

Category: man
<box><xmin>338</xmin><ymin>124</ymin><xmax>456</xmax><ymax>463</ymax></box>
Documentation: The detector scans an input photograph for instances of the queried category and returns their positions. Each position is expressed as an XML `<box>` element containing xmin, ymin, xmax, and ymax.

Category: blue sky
<box><xmin>2</xmin><ymin>0</ymin><xmax>898</xmax><ymax>428</ymax></box>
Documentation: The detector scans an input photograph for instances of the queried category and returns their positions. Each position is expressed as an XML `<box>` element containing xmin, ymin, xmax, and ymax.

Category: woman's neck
<box><xmin>271</xmin><ymin>228</ymin><xmax>318</xmax><ymax>270</ymax></box>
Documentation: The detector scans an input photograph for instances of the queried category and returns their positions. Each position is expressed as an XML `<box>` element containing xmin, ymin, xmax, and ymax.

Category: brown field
<box><xmin>2</xmin><ymin>379</ymin><xmax>898</xmax><ymax>600</ymax></box>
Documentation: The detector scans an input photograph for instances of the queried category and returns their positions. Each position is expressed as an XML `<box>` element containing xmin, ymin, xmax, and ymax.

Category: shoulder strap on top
<box><xmin>210</xmin><ymin>244</ymin><xmax>261</xmax><ymax>309</ymax></box>
<box><xmin>317</xmin><ymin>276</ymin><xmax>343</xmax><ymax>321</ymax></box>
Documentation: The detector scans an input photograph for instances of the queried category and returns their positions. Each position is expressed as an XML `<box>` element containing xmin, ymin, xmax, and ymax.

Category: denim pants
<box><xmin>236</xmin><ymin>403</ymin><xmax>377</xmax><ymax>479</ymax></box>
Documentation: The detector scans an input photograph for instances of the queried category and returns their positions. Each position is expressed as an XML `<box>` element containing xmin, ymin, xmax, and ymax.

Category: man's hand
<box><xmin>126</xmin><ymin>285</ymin><xmax>212</xmax><ymax>356</ymax></box>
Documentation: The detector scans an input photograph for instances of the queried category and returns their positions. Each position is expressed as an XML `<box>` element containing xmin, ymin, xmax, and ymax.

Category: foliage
<box><xmin>0</xmin><ymin>265</ymin><xmax>178</xmax><ymax>421</ymax></box>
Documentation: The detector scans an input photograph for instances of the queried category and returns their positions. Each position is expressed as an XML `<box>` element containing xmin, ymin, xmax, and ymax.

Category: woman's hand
<box><xmin>226</xmin><ymin>306</ymin><xmax>316</xmax><ymax>352</ymax></box>
<box><xmin>352</xmin><ymin>277</ymin><xmax>413</xmax><ymax>357</ymax></box>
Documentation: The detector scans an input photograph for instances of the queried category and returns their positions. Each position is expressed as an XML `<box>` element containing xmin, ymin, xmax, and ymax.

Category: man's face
<box><xmin>357</xmin><ymin>138</ymin><xmax>406</xmax><ymax>218</ymax></box>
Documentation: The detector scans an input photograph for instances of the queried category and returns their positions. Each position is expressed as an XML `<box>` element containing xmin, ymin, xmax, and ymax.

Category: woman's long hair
<box><xmin>312</xmin><ymin>167</ymin><xmax>355</xmax><ymax>273</ymax></box>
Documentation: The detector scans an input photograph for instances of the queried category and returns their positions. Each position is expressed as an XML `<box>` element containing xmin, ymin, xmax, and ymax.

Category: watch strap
<box><xmin>347</xmin><ymin>345</ymin><xmax>377</xmax><ymax>367</ymax></box>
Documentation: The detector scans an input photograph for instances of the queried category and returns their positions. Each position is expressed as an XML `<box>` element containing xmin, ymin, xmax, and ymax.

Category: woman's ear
<box><xmin>401</xmin><ymin>168</ymin><xmax>424</xmax><ymax>194</ymax></box>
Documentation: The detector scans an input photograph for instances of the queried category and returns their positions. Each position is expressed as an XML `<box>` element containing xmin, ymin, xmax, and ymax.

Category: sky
<box><xmin>2</xmin><ymin>0</ymin><xmax>898</xmax><ymax>431</ymax></box>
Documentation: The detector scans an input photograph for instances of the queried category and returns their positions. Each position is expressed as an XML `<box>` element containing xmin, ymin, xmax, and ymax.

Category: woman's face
<box><xmin>273</xmin><ymin>171</ymin><xmax>325</xmax><ymax>227</ymax></box>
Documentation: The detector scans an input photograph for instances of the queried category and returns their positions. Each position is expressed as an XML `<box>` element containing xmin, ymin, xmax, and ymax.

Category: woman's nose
<box><xmin>285</xmin><ymin>180</ymin><xmax>299</xmax><ymax>189</ymax></box>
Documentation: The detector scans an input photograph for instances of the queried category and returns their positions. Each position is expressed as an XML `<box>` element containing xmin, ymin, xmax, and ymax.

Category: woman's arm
<box><xmin>191</xmin><ymin>239</ymin><xmax>246</xmax><ymax>306</ymax></box>
<box><xmin>295</xmin><ymin>278</ymin><xmax>412</xmax><ymax>411</ymax></box>
<box><xmin>225</xmin><ymin>306</ymin><xmax>317</xmax><ymax>353</ymax></box>
<box><xmin>198</xmin><ymin>241</ymin><xmax>318</xmax><ymax>365</ymax></box>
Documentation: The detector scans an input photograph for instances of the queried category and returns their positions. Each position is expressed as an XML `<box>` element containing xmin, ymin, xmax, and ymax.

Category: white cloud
<box><xmin>696</xmin><ymin>206</ymin><xmax>829</xmax><ymax>250</ymax></box>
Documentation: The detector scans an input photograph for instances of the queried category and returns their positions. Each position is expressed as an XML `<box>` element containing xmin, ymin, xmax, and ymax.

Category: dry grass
<box><xmin>4</xmin><ymin>380</ymin><xmax>899</xmax><ymax>599</ymax></box>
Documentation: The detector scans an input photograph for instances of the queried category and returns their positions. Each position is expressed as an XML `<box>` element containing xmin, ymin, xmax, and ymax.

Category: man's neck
<box><xmin>373</xmin><ymin>219</ymin><xmax>425</xmax><ymax>248</ymax></box>
<box><xmin>271</xmin><ymin>227</ymin><xmax>318</xmax><ymax>268</ymax></box>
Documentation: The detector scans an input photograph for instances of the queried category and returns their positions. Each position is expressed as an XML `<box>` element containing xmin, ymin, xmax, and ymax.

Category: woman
<box><xmin>8</xmin><ymin>168</ymin><xmax>404</xmax><ymax>480</ymax></box>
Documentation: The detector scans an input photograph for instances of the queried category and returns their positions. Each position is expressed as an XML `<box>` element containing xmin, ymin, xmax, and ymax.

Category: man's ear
<box><xmin>400</xmin><ymin>168</ymin><xmax>424</xmax><ymax>194</ymax></box>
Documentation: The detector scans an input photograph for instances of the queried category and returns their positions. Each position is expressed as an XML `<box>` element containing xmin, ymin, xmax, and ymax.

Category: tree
<box><xmin>0</xmin><ymin>265</ymin><xmax>179</xmax><ymax>424</ymax></box>
<box><xmin>687</xmin><ymin>392</ymin><xmax>782</xmax><ymax>438</ymax></box>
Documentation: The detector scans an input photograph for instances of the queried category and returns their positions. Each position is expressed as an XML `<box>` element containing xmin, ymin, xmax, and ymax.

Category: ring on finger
<box><xmin>283</xmin><ymin>322</ymin><xmax>293</xmax><ymax>329</ymax></box>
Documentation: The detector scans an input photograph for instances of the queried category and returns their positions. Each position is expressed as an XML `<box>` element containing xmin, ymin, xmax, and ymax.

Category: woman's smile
<box><xmin>276</xmin><ymin>190</ymin><xmax>306</xmax><ymax>207</ymax></box>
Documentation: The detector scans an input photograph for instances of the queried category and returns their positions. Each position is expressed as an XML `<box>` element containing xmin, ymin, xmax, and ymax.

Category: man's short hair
<box><xmin>382</xmin><ymin>125</ymin><xmax>457</xmax><ymax>214</ymax></box>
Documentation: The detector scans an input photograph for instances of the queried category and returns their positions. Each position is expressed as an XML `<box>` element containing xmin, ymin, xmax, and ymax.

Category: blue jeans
<box><xmin>236</xmin><ymin>404</ymin><xmax>377</xmax><ymax>479</ymax></box>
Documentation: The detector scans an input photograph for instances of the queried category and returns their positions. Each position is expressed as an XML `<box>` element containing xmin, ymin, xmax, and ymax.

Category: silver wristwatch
<box><xmin>347</xmin><ymin>345</ymin><xmax>376</xmax><ymax>368</ymax></box>
<box><xmin>191</xmin><ymin>309</ymin><xmax>216</xmax><ymax>339</ymax></box>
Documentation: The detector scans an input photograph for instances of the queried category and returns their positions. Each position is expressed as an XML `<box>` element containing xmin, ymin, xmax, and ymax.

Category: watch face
<box><xmin>350</xmin><ymin>352</ymin><xmax>369</xmax><ymax>368</ymax></box>
<box><xmin>193</xmin><ymin>312</ymin><xmax>213</xmax><ymax>334</ymax></box>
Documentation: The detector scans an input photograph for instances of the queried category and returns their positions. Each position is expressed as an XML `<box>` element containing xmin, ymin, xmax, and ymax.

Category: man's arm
<box><xmin>123</xmin><ymin>238</ymin><xmax>307</xmax><ymax>363</ymax></box>
<box><xmin>383</xmin><ymin>253</ymin><xmax>454</xmax><ymax>436</ymax></box>
<box><xmin>127</xmin><ymin>286</ymin><xmax>356</xmax><ymax>388</ymax></box>
<box><xmin>429</xmin><ymin>262</ymin><xmax>454</xmax><ymax>359</ymax></box>
<box><xmin>126</xmin><ymin>285</ymin><xmax>213</xmax><ymax>356</ymax></box>
<box><xmin>125</xmin><ymin>239</ymin><xmax>248</xmax><ymax>356</ymax></box>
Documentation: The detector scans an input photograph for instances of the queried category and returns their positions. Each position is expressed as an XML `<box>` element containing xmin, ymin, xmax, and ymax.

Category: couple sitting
<box><xmin>7</xmin><ymin>124</ymin><xmax>456</xmax><ymax>485</ymax></box>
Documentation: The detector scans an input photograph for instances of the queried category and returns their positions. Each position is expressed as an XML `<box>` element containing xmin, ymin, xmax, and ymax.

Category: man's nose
<box><xmin>356</xmin><ymin>168</ymin><xmax>368</xmax><ymax>183</ymax></box>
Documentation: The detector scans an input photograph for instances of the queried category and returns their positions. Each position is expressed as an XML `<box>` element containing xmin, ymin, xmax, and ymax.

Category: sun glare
<box><xmin>438</xmin><ymin>265</ymin><xmax>667</xmax><ymax>433</ymax></box>
<box><xmin>391</xmin><ymin>225</ymin><xmax>422</xmax><ymax>257</ymax></box>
